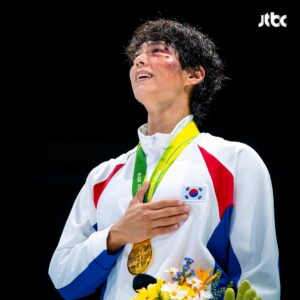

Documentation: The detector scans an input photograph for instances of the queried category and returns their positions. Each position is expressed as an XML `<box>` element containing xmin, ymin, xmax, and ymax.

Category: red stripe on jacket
<box><xmin>198</xmin><ymin>146</ymin><xmax>234</xmax><ymax>218</ymax></box>
<box><xmin>93</xmin><ymin>164</ymin><xmax>125</xmax><ymax>208</ymax></box>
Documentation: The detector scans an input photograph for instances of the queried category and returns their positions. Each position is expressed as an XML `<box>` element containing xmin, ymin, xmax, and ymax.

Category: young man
<box><xmin>49</xmin><ymin>19</ymin><xmax>280</xmax><ymax>300</ymax></box>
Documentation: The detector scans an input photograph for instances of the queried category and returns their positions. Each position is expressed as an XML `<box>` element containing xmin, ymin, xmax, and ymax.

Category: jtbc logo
<box><xmin>258</xmin><ymin>12</ymin><xmax>287</xmax><ymax>27</ymax></box>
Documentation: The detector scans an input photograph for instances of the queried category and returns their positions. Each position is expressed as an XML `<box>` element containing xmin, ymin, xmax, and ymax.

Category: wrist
<box><xmin>107</xmin><ymin>223</ymin><xmax>126</xmax><ymax>253</ymax></box>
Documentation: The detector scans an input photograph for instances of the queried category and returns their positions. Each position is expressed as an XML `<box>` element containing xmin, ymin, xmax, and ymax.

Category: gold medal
<box><xmin>127</xmin><ymin>240</ymin><xmax>153</xmax><ymax>275</ymax></box>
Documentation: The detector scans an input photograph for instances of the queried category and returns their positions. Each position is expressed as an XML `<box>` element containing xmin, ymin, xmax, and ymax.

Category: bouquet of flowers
<box><xmin>131</xmin><ymin>257</ymin><xmax>219</xmax><ymax>300</ymax></box>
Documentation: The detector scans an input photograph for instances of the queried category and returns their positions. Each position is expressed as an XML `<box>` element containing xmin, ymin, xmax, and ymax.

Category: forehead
<box><xmin>135</xmin><ymin>41</ymin><xmax>176</xmax><ymax>53</ymax></box>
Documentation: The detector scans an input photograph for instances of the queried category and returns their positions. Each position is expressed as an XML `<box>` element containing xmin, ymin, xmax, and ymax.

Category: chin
<box><xmin>133</xmin><ymin>91</ymin><xmax>154</xmax><ymax>105</ymax></box>
<box><xmin>134</xmin><ymin>97</ymin><xmax>150</xmax><ymax>108</ymax></box>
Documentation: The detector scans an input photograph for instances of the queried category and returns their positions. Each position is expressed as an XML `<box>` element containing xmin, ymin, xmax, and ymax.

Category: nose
<box><xmin>134</xmin><ymin>53</ymin><xmax>149</xmax><ymax>67</ymax></box>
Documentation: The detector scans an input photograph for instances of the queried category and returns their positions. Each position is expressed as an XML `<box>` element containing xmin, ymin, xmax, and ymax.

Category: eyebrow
<box><xmin>146</xmin><ymin>41</ymin><xmax>167</xmax><ymax>46</ymax></box>
<box><xmin>134</xmin><ymin>42</ymin><xmax>172</xmax><ymax>57</ymax></box>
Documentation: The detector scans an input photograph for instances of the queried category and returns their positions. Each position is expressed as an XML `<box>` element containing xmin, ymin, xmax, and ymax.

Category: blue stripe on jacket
<box><xmin>207</xmin><ymin>205</ymin><xmax>241</xmax><ymax>299</ymax></box>
<box><xmin>58</xmin><ymin>248</ymin><xmax>123</xmax><ymax>299</ymax></box>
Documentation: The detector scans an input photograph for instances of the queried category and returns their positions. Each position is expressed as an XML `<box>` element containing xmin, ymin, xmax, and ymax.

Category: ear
<box><xmin>184</xmin><ymin>66</ymin><xmax>205</xmax><ymax>86</ymax></box>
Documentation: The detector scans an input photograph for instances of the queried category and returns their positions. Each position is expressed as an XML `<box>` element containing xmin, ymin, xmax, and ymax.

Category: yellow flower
<box><xmin>131</xmin><ymin>288</ymin><xmax>148</xmax><ymax>300</ymax></box>
<box><xmin>156</xmin><ymin>278</ymin><xmax>165</xmax><ymax>288</ymax></box>
<box><xmin>131</xmin><ymin>282</ymin><xmax>160</xmax><ymax>300</ymax></box>
<box><xmin>161</xmin><ymin>283</ymin><xmax>188</xmax><ymax>300</ymax></box>
<box><xmin>179</xmin><ymin>284</ymin><xmax>196</xmax><ymax>297</ymax></box>
<box><xmin>131</xmin><ymin>278</ymin><xmax>166</xmax><ymax>300</ymax></box>
<box><xmin>148</xmin><ymin>283</ymin><xmax>161</xmax><ymax>298</ymax></box>
<box><xmin>160</xmin><ymin>290</ymin><xmax>171</xmax><ymax>300</ymax></box>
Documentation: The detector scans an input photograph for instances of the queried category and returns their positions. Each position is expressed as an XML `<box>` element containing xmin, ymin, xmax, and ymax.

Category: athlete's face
<box><xmin>129</xmin><ymin>41</ymin><xmax>190</xmax><ymax>109</ymax></box>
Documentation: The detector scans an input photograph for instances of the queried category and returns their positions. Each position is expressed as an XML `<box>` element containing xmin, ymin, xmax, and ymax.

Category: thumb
<box><xmin>135</xmin><ymin>181</ymin><xmax>149</xmax><ymax>203</ymax></box>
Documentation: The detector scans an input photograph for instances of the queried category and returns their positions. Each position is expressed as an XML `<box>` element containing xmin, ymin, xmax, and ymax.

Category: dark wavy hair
<box><xmin>125</xmin><ymin>19</ymin><xmax>226</xmax><ymax>125</ymax></box>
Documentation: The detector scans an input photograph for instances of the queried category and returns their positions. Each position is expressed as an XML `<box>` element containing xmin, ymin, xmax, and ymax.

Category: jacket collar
<box><xmin>137</xmin><ymin>115</ymin><xmax>194</xmax><ymax>158</ymax></box>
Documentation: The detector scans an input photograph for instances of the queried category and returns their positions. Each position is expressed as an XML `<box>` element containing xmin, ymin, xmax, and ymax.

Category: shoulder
<box><xmin>86</xmin><ymin>146</ymin><xmax>137</xmax><ymax>185</ymax></box>
<box><xmin>192</xmin><ymin>133</ymin><xmax>268</xmax><ymax>175</ymax></box>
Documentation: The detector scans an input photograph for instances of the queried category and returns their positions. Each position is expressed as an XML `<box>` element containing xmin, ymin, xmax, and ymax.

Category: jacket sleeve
<box><xmin>48</xmin><ymin>163</ymin><xmax>123</xmax><ymax>299</ymax></box>
<box><xmin>230</xmin><ymin>145</ymin><xmax>280</xmax><ymax>300</ymax></box>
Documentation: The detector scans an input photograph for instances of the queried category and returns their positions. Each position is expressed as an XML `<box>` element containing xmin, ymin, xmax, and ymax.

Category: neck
<box><xmin>146</xmin><ymin>104</ymin><xmax>190</xmax><ymax>135</ymax></box>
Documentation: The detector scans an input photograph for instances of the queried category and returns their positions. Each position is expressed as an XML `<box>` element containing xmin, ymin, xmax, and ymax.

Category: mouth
<box><xmin>136</xmin><ymin>71</ymin><xmax>154</xmax><ymax>82</ymax></box>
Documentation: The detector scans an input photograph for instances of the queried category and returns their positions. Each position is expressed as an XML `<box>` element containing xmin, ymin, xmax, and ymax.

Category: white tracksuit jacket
<box><xmin>49</xmin><ymin>115</ymin><xmax>280</xmax><ymax>300</ymax></box>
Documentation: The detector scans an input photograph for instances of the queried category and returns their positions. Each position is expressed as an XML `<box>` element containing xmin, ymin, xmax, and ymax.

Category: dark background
<box><xmin>9</xmin><ymin>2</ymin><xmax>296</xmax><ymax>299</ymax></box>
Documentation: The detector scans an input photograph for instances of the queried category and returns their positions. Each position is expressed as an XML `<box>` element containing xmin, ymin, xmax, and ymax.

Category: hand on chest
<box><xmin>96</xmin><ymin>153</ymin><xmax>217</xmax><ymax>231</ymax></box>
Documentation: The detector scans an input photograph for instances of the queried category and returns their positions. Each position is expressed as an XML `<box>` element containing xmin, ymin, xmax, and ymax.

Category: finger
<box><xmin>151</xmin><ymin>214</ymin><xmax>189</xmax><ymax>228</ymax></box>
<box><xmin>149</xmin><ymin>205</ymin><xmax>190</xmax><ymax>220</ymax></box>
<box><xmin>146</xmin><ymin>199</ymin><xmax>185</xmax><ymax>210</ymax></box>
<box><xmin>150</xmin><ymin>223</ymin><xmax>179</xmax><ymax>238</ymax></box>
<box><xmin>135</xmin><ymin>181</ymin><xmax>149</xmax><ymax>203</ymax></box>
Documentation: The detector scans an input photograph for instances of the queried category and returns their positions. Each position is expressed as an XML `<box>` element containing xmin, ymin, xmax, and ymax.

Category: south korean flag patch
<box><xmin>183</xmin><ymin>186</ymin><xmax>207</xmax><ymax>202</ymax></box>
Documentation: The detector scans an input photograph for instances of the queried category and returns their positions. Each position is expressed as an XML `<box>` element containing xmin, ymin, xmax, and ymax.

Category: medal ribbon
<box><xmin>133</xmin><ymin>120</ymin><xmax>200</xmax><ymax>201</ymax></box>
